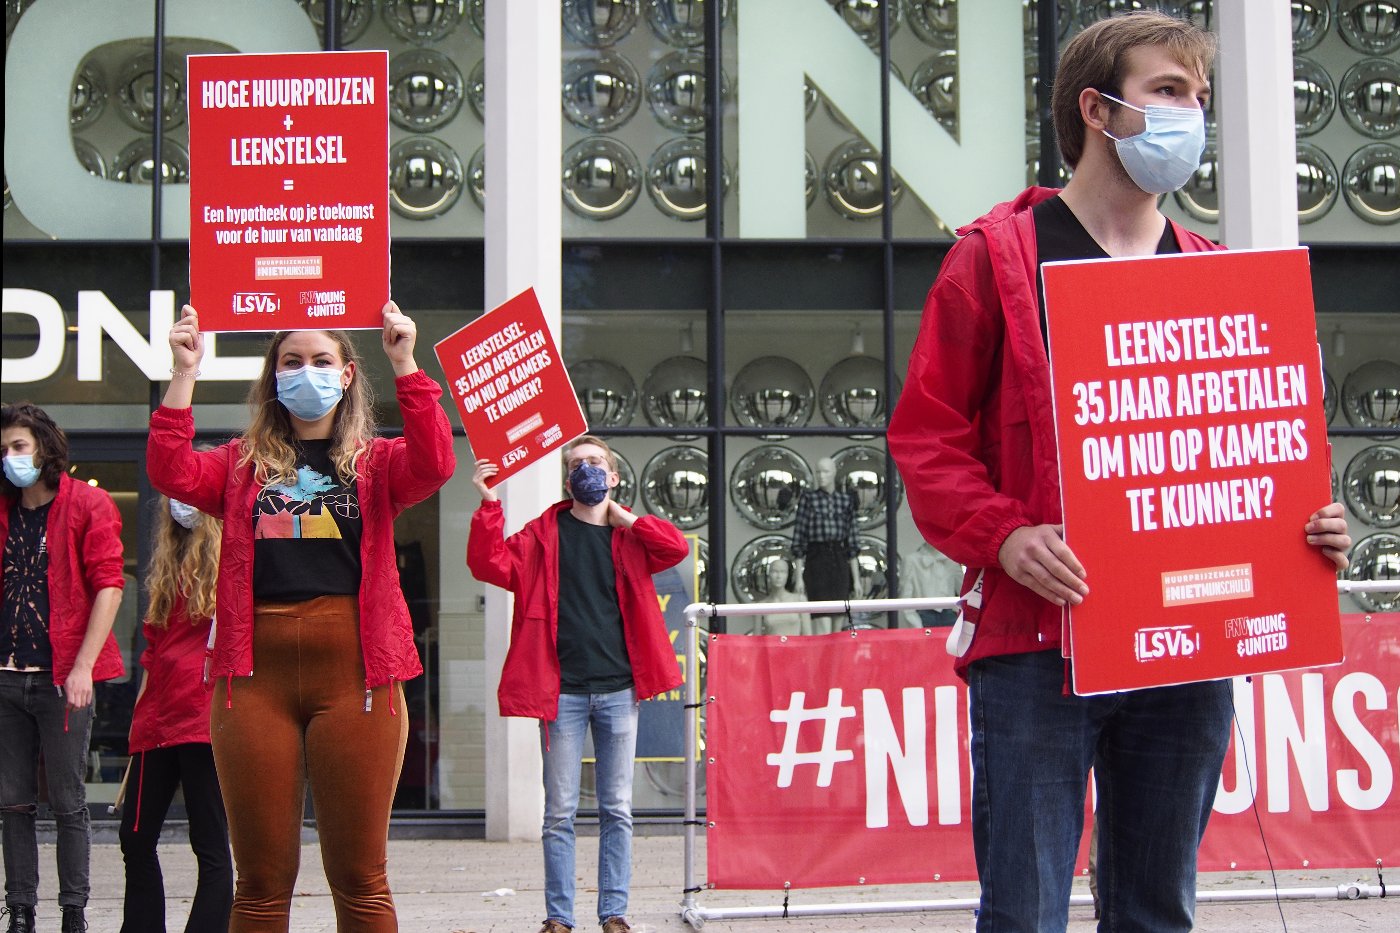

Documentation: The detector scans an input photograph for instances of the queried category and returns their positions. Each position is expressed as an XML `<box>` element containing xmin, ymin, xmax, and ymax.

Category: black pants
<box><xmin>119</xmin><ymin>744</ymin><xmax>232</xmax><ymax>933</ymax></box>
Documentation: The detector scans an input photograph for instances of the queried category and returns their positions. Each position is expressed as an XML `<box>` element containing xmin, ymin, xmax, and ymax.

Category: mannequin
<box><xmin>751</xmin><ymin>558</ymin><xmax>810</xmax><ymax>636</ymax></box>
<box><xmin>900</xmin><ymin>541</ymin><xmax>964</xmax><ymax>627</ymax></box>
<box><xmin>791</xmin><ymin>456</ymin><xmax>860</xmax><ymax>635</ymax></box>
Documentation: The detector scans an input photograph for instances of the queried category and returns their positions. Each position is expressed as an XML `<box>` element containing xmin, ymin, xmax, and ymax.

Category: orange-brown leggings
<box><xmin>211</xmin><ymin>596</ymin><xmax>407</xmax><ymax>933</ymax></box>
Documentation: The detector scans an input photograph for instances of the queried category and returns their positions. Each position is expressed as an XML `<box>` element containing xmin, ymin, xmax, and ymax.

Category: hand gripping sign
<box><xmin>434</xmin><ymin>288</ymin><xmax>588</xmax><ymax>485</ymax></box>
<box><xmin>1042</xmin><ymin>248</ymin><xmax>1341</xmax><ymax>695</ymax></box>
<box><xmin>187</xmin><ymin>51</ymin><xmax>389</xmax><ymax>332</ymax></box>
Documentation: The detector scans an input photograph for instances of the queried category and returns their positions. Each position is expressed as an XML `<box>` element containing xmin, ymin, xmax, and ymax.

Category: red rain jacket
<box><xmin>468</xmin><ymin>499</ymin><xmax>687</xmax><ymax>721</ymax></box>
<box><xmin>127</xmin><ymin>594</ymin><xmax>213</xmax><ymax>752</ymax></box>
<box><xmin>888</xmin><ymin>186</ymin><xmax>1221</xmax><ymax>679</ymax></box>
<box><xmin>146</xmin><ymin>370</ymin><xmax>455</xmax><ymax>690</ymax></box>
<box><xmin>0</xmin><ymin>474</ymin><xmax>125</xmax><ymax>686</ymax></box>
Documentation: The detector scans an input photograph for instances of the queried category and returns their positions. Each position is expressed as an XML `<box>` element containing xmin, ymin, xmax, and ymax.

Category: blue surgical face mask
<box><xmin>275</xmin><ymin>365</ymin><xmax>345</xmax><ymax>422</ymax></box>
<box><xmin>3</xmin><ymin>454</ymin><xmax>40</xmax><ymax>488</ymax></box>
<box><xmin>568</xmin><ymin>461</ymin><xmax>611</xmax><ymax>506</ymax></box>
<box><xmin>1101</xmin><ymin>92</ymin><xmax>1207</xmax><ymax>195</ymax></box>
<box><xmin>169</xmin><ymin>499</ymin><xmax>201</xmax><ymax>529</ymax></box>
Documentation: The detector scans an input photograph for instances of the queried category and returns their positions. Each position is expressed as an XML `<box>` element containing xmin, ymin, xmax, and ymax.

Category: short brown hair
<box><xmin>563</xmin><ymin>434</ymin><xmax>618</xmax><ymax>471</ymax></box>
<box><xmin>1052</xmin><ymin>11</ymin><xmax>1216</xmax><ymax>168</ymax></box>
<box><xmin>1</xmin><ymin>401</ymin><xmax>69</xmax><ymax>493</ymax></box>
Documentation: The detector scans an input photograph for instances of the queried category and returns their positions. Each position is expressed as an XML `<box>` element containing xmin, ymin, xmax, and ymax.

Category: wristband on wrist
<box><xmin>169</xmin><ymin>368</ymin><xmax>201</xmax><ymax>379</ymax></box>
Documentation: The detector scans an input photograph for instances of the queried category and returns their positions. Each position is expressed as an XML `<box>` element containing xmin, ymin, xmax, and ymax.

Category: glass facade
<box><xmin>3</xmin><ymin>1</ymin><xmax>1398</xmax><ymax>819</ymax></box>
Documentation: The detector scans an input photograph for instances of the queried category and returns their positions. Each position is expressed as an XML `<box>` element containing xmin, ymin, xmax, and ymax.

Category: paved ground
<box><xmin>21</xmin><ymin>833</ymin><xmax>1398</xmax><ymax>931</ymax></box>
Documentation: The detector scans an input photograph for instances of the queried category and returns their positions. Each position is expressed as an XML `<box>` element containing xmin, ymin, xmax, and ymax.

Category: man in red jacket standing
<box><xmin>1</xmin><ymin>403</ymin><xmax>125</xmax><ymax>933</ymax></box>
<box><xmin>888</xmin><ymin>13</ymin><xmax>1352</xmax><ymax>933</ymax></box>
<box><xmin>469</xmin><ymin>435</ymin><xmax>687</xmax><ymax>933</ymax></box>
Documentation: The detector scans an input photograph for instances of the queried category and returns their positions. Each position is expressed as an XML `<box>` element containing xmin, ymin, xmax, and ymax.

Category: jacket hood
<box><xmin>955</xmin><ymin>186</ymin><xmax>1061</xmax><ymax>238</ymax></box>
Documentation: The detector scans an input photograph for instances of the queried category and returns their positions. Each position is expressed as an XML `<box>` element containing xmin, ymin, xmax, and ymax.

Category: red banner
<box><xmin>433</xmin><ymin>288</ymin><xmax>587</xmax><ymax>485</ymax></box>
<box><xmin>1042</xmin><ymin>249</ymin><xmax>1340</xmax><ymax>694</ymax></box>
<box><xmin>705</xmin><ymin>615</ymin><xmax>1399</xmax><ymax>890</ymax></box>
<box><xmin>188</xmin><ymin>51</ymin><xmax>389</xmax><ymax>332</ymax></box>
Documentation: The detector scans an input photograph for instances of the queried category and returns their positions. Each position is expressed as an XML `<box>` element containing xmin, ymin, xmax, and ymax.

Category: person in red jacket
<box><xmin>119</xmin><ymin>494</ymin><xmax>231</xmax><ymax>933</ymax></box>
<box><xmin>2</xmin><ymin>402</ymin><xmax>125</xmax><ymax>933</ymax></box>
<box><xmin>887</xmin><ymin>13</ymin><xmax>1352</xmax><ymax>933</ymax></box>
<box><xmin>468</xmin><ymin>436</ymin><xmax>686</xmax><ymax>933</ymax></box>
<box><xmin>147</xmin><ymin>302</ymin><xmax>455</xmax><ymax>933</ymax></box>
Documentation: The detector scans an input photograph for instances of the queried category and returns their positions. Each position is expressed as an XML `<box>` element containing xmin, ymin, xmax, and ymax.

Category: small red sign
<box><xmin>1043</xmin><ymin>248</ymin><xmax>1341</xmax><ymax>694</ymax></box>
<box><xmin>434</xmin><ymin>288</ymin><xmax>587</xmax><ymax>485</ymax></box>
<box><xmin>187</xmin><ymin>51</ymin><xmax>389</xmax><ymax>332</ymax></box>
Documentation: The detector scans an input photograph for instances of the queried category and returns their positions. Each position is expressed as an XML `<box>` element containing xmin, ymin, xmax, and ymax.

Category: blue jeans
<box><xmin>968</xmin><ymin>650</ymin><xmax>1232</xmax><ymax>933</ymax></box>
<box><xmin>541</xmin><ymin>687</ymin><xmax>639</xmax><ymax>928</ymax></box>
<box><xmin>0</xmin><ymin>671</ymin><xmax>95</xmax><ymax>910</ymax></box>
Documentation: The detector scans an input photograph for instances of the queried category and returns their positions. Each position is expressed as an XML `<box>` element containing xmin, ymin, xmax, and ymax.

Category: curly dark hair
<box><xmin>1</xmin><ymin>401</ymin><xmax>69</xmax><ymax>494</ymax></box>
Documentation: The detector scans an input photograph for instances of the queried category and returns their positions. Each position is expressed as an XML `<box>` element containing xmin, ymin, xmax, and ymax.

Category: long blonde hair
<box><xmin>145</xmin><ymin>495</ymin><xmax>222</xmax><ymax>627</ymax></box>
<box><xmin>237</xmin><ymin>330</ymin><xmax>377</xmax><ymax>486</ymax></box>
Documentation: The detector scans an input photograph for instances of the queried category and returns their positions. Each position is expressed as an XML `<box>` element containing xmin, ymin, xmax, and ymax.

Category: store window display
<box><xmin>899</xmin><ymin>541</ymin><xmax>963</xmax><ymax>628</ymax></box>
<box><xmin>790</xmin><ymin>456</ymin><xmax>860</xmax><ymax>634</ymax></box>
<box><xmin>750</xmin><ymin>557</ymin><xmax>810</xmax><ymax>636</ymax></box>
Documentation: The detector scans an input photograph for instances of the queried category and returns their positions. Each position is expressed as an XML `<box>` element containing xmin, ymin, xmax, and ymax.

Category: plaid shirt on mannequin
<box><xmin>790</xmin><ymin>488</ymin><xmax>858</xmax><ymax>558</ymax></box>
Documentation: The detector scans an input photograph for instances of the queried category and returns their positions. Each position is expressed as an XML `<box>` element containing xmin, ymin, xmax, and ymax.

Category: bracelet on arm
<box><xmin>169</xmin><ymin>368</ymin><xmax>201</xmax><ymax>379</ymax></box>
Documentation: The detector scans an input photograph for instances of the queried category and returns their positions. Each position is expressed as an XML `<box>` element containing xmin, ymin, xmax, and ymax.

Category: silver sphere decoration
<box><xmin>824</xmin><ymin>139</ymin><xmax>903</xmax><ymax>220</ymax></box>
<box><xmin>300</xmin><ymin>0</ymin><xmax>373</xmax><ymax>44</ymax></box>
<box><xmin>115</xmin><ymin>52</ymin><xmax>184</xmax><ymax>132</ymax></box>
<box><xmin>562</xmin><ymin>137</ymin><xmax>642</xmax><ymax>220</ymax></box>
<box><xmin>906</xmin><ymin>0</ymin><xmax>957</xmax><ymax>48</ymax></box>
<box><xmin>910</xmin><ymin>50</ymin><xmax>958</xmax><ymax>137</ymax></box>
<box><xmin>1333</xmin><ymin>465</ymin><xmax>1342</xmax><ymax>504</ymax></box>
<box><xmin>72</xmin><ymin>138</ymin><xmax>106</xmax><ymax>179</ymax></box>
<box><xmin>70</xmin><ymin>61</ymin><xmax>106</xmax><ymax>129</ymax></box>
<box><xmin>467</xmin><ymin>0</ymin><xmax>485</xmax><ymax>36</ymax></box>
<box><xmin>1291</xmin><ymin>0</ymin><xmax>1332</xmax><ymax>52</ymax></box>
<box><xmin>643</xmin><ymin>355</ymin><xmax>708</xmax><ymax>433</ymax></box>
<box><xmin>833</xmin><ymin>445</ymin><xmax>903</xmax><ymax>529</ymax></box>
<box><xmin>568</xmin><ymin>359</ymin><xmax>637</xmax><ymax>427</ymax></box>
<box><xmin>114</xmin><ymin>139</ymin><xmax>189</xmax><ymax>185</ymax></box>
<box><xmin>389</xmin><ymin>50</ymin><xmax>464</xmax><ymax>131</ymax></box>
<box><xmin>1022</xmin><ymin>0</ymin><xmax>1076</xmax><ymax>46</ymax></box>
<box><xmin>1343</xmin><ymin>143</ymin><xmax>1400</xmax><ymax>225</ymax></box>
<box><xmin>730</xmin><ymin>356</ymin><xmax>816</xmax><ymax>430</ymax></box>
<box><xmin>646</xmin><ymin>51</ymin><xmax>726</xmax><ymax>133</ymax></box>
<box><xmin>1346</xmin><ymin>533</ymin><xmax>1400</xmax><ymax>612</ymax></box>
<box><xmin>829</xmin><ymin>0</ymin><xmax>901</xmax><ymax>48</ymax></box>
<box><xmin>1340</xmin><ymin>58</ymin><xmax>1400</xmax><ymax>139</ymax></box>
<box><xmin>563</xmin><ymin>0</ymin><xmax>640</xmax><ymax>47</ymax></box>
<box><xmin>389</xmin><ymin>138</ymin><xmax>464</xmax><ymax>219</ymax></box>
<box><xmin>1293</xmin><ymin>57</ymin><xmax>1335</xmax><ymax>137</ymax></box>
<box><xmin>646</xmin><ymin>137</ymin><xmax>726</xmax><ymax>221</ymax></box>
<box><xmin>563</xmin><ymin>51</ymin><xmax>642</xmax><ymax>132</ymax></box>
<box><xmin>1174</xmin><ymin>142</ymin><xmax>1220</xmax><ymax>223</ymax></box>
<box><xmin>467</xmin><ymin>145</ymin><xmax>485</xmax><ymax>209</ymax></box>
<box><xmin>1179</xmin><ymin>0</ymin><xmax>1214</xmax><ymax>30</ymax></box>
<box><xmin>731</xmin><ymin>534</ymin><xmax>795</xmax><ymax>603</ymax></box>
<box><xmin>805</xmin><ymin>150</ymin><xmax>820</xmax><ymax>208</ymax></box>
<box><xmin>1324</xmin><ymin>368</ymin><xmax>1339</xmax><ymax>425</ymax></box>
<box><xmin>467</xmin><ymin>58</ymin><xmax>485</xmax><ymax>122</ymax></box>
<box><xmin>1343</xmin><ymin>359</ymin><xmax>1400</xmax><ymax>435</ymax></box>
<box><xmin>1345</xmin><ymin>445</ymin><xmax>1400</xmax><ymax>528</ymax></box>
<box><xmin>381</xmin><ymin>0</ymin><xmax>465</xmax><ymax>44</ymax></box>
<box><xmin>1295</xmin><ymin>142</ymin><xmax>1339</xmax><ymax>224</ymax></box>
<box><xmin>646</xmin><ymin>0</ymin><xmax>729</xmax><ymax>48</ymax></box>
<box><xmin>1337</xmin><ymin>0</ymin><xmax>1400</xmax><ymax>56</ymax></box>
<box><xmin>642</xmin><ymin>445</ymin><xmax>709</xmax><ymax>529</ymax></box>
<box><xmin>854</xmin><ymin>534</ymin><xmax>891</xmax><ymax>597</ymax></box>
<box><xmin>1080</xmin><ymin>1</ymin><xmax>1168</xmax><ymax>29</ymax></box>
<box><xmin>820</xmin><ymin>355</ymin><xmax>898</xmax><ymax>429</ymax></box>
<box><xmin>730</xmin><ymin>446</ymin><xmax>813</xmax><ymax>530</ymax></box>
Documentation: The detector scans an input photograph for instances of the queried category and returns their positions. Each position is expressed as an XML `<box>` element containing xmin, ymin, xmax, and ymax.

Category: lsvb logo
<box><xmin>232</xmin><ymin>292</ymin><xmax>279</xmax><ymax>314</ymax></box>
<box><xmin>1134</xmin><ymin>625</ymin><xmax>1201</xmax><ymax>662</ymax></box>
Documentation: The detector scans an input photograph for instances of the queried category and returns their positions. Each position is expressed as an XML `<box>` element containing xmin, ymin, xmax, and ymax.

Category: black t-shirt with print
<box><xmin>2</xmin><ymin>500</ymin><xmax>53</xmax><ymax>669</ymax></box>
<box><xmin>556</xmin><ymin>510</ymin><xmax>633</xmax><ymax>695</ymax></box>
<box><xmin>1033</xmin><ymin>194</ymin><xmax>1181</xmax><ymax>348</ymax></box>
<box><xmin>252</xmin><ymin>440</ymin><xmax>363</xmax><ymax>602</ymax></box>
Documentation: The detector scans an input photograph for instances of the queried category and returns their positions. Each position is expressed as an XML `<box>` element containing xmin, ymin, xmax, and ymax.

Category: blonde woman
<box><xmin>120</xmin><ymin>494</ymin><xmax>231</xmax><ymax>933</ymax></box>
<box><xmin>147</xmin><ymin>303</ymin><xmax>454</xmax><ymax>932</ymax></box>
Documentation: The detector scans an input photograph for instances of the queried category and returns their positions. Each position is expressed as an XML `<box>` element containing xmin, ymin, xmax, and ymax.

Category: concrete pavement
<box><xmin>21</xmin><ymin>832</ymin><xmax>1398</xmax><ymax>931</ymax></box>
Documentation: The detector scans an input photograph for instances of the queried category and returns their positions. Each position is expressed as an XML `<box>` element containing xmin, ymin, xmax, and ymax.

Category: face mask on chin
<box><xmin>169</xmin><ymin>499</ymin><xmax>201</xmax><ymax>529</ymax></box>
<box><xmin>1100</xmin><ymin>91</ymin><xmax>1206</xmax><ymax>195</ymax></box>
<box><xmin>568</xmin><ymin>461</ymin><xmax>611</xmax><ymax>506</ymax></box>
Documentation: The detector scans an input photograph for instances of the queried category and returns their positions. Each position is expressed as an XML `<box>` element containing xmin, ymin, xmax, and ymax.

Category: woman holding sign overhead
<box><xmin>147</xmin><ymin>304</ymin><xmax>454</xmax><ymax>932</ymax></box>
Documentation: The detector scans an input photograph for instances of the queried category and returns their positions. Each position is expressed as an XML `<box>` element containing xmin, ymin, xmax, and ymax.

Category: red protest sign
<box><xmin>1043</xmin><ymin>248</ymin><xmax>1341</xmax><ymax>695</ymax></box>
<box><xmin>187</xmin><ymin>51</ymin><xmax>389</xmax><ymax>332</ymax></box>
<box><xmin>434</xmin><ymin>288</ymin><xmax>587</xmax><ymax>485</ymax></box>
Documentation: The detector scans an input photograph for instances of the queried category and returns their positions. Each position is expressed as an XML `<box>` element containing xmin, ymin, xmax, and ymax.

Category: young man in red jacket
<box><xmin>888</xmin><ymin>13</ymin><xmax>1352</xmax><ymax>932</ymax></box>
<box><xmin>468</xmin><ymin>435</ymin><xmax>687</xmax><ymax>933</ymax></box>
<box><xmin>2</xmin><ymin>403</ymin><xmax>125</xmax><ymax>933</ymax></box>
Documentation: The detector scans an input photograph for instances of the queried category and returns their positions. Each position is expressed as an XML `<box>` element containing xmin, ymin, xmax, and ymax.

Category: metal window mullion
<box><xmin>1036</xmin><ymin>1</ymin><xmax>1061</xmax><ymax>187</ymax></box>
<box><xmin>705</xmin><ymin>0</ymin><xmax>727</xmax><ymax>618</ymax></box>
<box><xmin>879</xmin><ymin>1</ymin><xmax>899</xmax><ymax>624</ymax></box>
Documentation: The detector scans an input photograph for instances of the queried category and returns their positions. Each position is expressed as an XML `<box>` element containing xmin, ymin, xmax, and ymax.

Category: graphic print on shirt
<box><xmin>2</xmin><ymin>502</ymin><xmax>53</xmax><ymax>669</ymax></box>
<box><xmin>254</xmin><ymin>465</ymin><xmax>361</xmax><ymax>540</ymax></box>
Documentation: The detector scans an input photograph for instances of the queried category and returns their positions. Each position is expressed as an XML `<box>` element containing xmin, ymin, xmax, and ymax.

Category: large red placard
<box><xmin>433</xmin><ymin>288</ymin><xmax>587</xmax><ymax>484</ymax></box>
<box><xmin>188</xmin><ymin>51</ymin><xmax>389</xmax><ymax>332</ymax></box>
<box><xmin>1042</xmin><ymin>249</ymin><xmax>1340</xmax><ymax>695</ymax></box>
